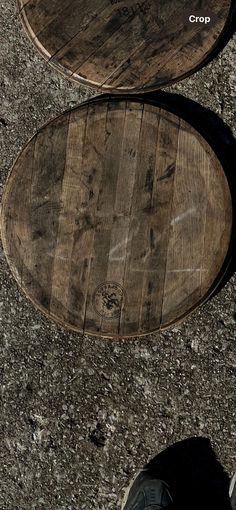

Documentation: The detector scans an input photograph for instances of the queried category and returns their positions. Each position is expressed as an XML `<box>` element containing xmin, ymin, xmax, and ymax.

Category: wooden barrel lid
<box><xmin>1</xmin><ymin>98</ymin><xmax>232</xmax><ymax>338</ymax></box>
<box><xmin>18</xmin><ymin>0</ymin><xmax>232</xmax><ymax>92</ymax></box>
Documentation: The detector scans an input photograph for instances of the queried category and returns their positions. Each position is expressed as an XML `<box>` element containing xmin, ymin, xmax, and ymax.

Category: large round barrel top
<box><xmin>1</xmin><ymin>98</ymin><xmax>232</xmax><ymax>338</ymax></box>
<box><xmin>18</xmin><ymin>0</ymin><xmax>232</xmax><ymax>92</ymax></box>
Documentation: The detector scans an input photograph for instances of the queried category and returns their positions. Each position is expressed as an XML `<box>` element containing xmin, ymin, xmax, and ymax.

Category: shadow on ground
<box><xmin>146</xmin><ymin>437</ymin><xmax>232</xmax><ymax>510</ymax></box>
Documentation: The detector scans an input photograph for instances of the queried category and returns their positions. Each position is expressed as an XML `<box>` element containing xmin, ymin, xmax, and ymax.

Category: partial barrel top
<box><xmin>18</xmin><ymin>0</ymin><xmax>232</xmax><ymax>92</ymax></box>
<box><xmin>1</xmin><ymin>98</ymin><xmax>232</xmax><ymax>337</ymax></box>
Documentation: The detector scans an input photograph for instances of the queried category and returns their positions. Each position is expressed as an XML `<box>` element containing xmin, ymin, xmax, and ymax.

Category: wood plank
<box><xmin>139</xmin><ymin>109</ymin><xmax>180</xmax><ymax>334</ymax></box>
<box><xmin>49</xmin><ymin>107</ymin><xmax>89</xmax><ymax>324</ymax></box>
<box><xmin>29</xmin><ymin>116</ymin><xmax>70</xmax><ymax>311</ymax></box>
<box><xmin>66</xmin><ymin>104</ymin><xmax>108</xmax><ymax>330</ymax></box>
<box><xmin>83</xmin><ymin>101</ymin><xmax>127</xmax><ymax>334</ymax></box>
<box><xmin>100</xmin><ymin>102</ymin><xmax>143</xmax><ymax>336</ymax></box>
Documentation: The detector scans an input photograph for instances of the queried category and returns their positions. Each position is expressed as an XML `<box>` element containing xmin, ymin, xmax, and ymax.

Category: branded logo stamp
<box><xmin>93</xmin><ymin>282</ymin><xmax>125</xmax><ymax>319</ymax></box>
<box><xmin>110</xmin><ymin>0</ymin><xmax>151</xmax><ymax>18</ymax></box>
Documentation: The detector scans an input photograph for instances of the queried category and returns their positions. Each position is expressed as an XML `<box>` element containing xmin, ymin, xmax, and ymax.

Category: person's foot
<box><xmin>230</xmin><ymin>472</ymin><xmax>236</xmax><ymax>509</ymax></box>
<box><xmin>121</xmin><ymin>469</ymin><xmax>173</xmax><ymax>510</ymax></box>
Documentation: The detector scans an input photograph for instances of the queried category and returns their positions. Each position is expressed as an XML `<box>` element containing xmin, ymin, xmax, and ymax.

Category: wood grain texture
<box><xmin>1</xmin><ymin>98</ymin><xmax>232</xmax><ymax>338</ymax></box>
<box><xmin>17</xmin><ymin>0</ymin><xmax>232</xmax><ymax>92</ymax></box>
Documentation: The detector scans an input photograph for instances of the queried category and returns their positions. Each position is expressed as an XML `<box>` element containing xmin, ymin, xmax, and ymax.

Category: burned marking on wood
<box><xmin>116</xmin><ymin>2</ymin><xmax>152</xmax><ymax>17</ymax></box>
<box><xmin>93</xmin><ymin>282</ymin><xmax>125</xmax><ymax>319</ymax></box>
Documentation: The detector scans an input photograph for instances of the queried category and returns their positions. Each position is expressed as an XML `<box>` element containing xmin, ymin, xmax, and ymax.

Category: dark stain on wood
<box><xmin>150</xmin><ymin>228</ymin><xmax>155</xmax><ymax>251</ymax></box>
<box><xmin>145</xmin><ymin>168</ymin><xmax>154</xmax><ymax>193</ymax></box>
<box><xmin>158</xmin><ymin>163</ymin><xmax>176</xmax><ymax>182</ymax></box>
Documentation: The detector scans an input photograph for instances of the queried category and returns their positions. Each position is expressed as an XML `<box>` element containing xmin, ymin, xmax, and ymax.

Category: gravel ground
<box><xmin>0</xmin><ymin>2</ymin><xmax>236</xmax><ymax>509</ymax></box>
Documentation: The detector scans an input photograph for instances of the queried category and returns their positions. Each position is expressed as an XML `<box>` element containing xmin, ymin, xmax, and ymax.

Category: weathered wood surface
<box><xmin>1</xmin><ymin>99</ymin><xmax>232</xmax><ymax>337</ymax></box>
<box><xmin>17</xmin><ymin>0</ymin><xmax>232</xmax><ymax>92</ymax></box>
